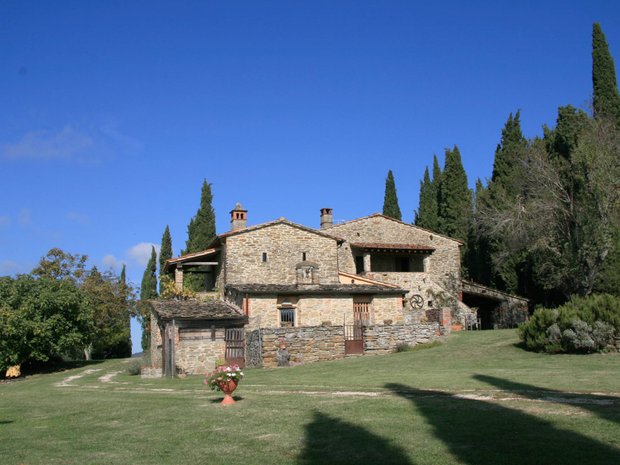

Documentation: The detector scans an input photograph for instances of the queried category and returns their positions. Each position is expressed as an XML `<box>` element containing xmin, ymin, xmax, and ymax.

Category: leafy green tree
<box><xmin>438</xmin><ymin>146</ymin><xmax>472</xmax><ymax>244</ymax></box>
<box><xmin>159</xmin><ymin>225</ymin><xmax>173</xmax><ymax>292</ymax></box>
<box><xmin>592</xmin><ymin>23</ymin><xmax>620</xmax><ymax>123</ymax></box>
<box><xmin>479</xmin><ymin>118</ymin><xmax>620</xmax><ymax>298</ymax></box>
<box><xmin>382</xmin><ymin>170</ymin><xmax>402</xmax><ymax>221</ymax></box>
<box><xmin>32</xmin><ymin>248</ymin><xmax>88</xmax><ymax>283</ymax></box>
<box><xmin>82</xmin><ymin>267</ymin><xmax>132</xmax><ymax>359</ymax></box>
<box><xmin>0</xmin><ymin>275</ymin><xmax>94</xmax><ymax>371</ymax></box>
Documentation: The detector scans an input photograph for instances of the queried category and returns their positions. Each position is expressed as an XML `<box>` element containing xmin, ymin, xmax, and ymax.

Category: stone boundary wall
<box><xmin>248</xmin><ymin>322</ymin><xmax>447</xmax><ymax>368</ymax></box>
<box><xmin>363</xmin><ymin>323</ymin><xmax>442</xmax><ymax>354</ymax></box>
<box><xmin>260</xmin><ymin>325</ymin><xmax>346</xmax><ymax>368</ymax></box>
<box><xmin>246</xmin><ymin>329</ymin><xmax>263</xmax><ymax>368</ymax></box>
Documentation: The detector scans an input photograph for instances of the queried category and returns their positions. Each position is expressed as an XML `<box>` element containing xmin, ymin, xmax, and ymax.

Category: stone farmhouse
<box><xmin>147</xmin><ymin>205</ymin><xmax>527</xmax><ymax>377</ymax></box>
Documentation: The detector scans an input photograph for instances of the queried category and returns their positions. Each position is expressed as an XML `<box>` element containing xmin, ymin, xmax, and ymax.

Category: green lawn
<box><xmin>1</xmin><ymin>330</ymin><xmax>619</xmax><ymax>465</ymax></box>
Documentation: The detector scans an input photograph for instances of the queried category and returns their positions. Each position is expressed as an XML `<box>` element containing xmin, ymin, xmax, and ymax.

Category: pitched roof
<box><xmin>226</xmin><ymin>283</ymin><xmax>406</xmax><ymax>295</ymax></box>
<box><xmin>149</xmin><ymin>299</ymin><xmax>247</xmax><ymax>321</ymax></box>
<box><xmin>325</xmin><ymin>213</ymin><xmax>464</xmax><ymax>245</ymax></box>
<box><xmin>217</xmin><ymin>217</ymin><xmax>344</xmax><ymax>242</ymax></box>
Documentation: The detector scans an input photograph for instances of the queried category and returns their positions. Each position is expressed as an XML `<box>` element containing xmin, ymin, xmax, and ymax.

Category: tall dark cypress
<box><xmin>592</xmin><ymin>23</ymin><xmax>620</xmax><ymax>122</ymax></box>
<box><xmin>468</xmin><ymin>179</ymin><xmax>491</xmax><ymax>284</ymax></box>
<box><xmin>415</xmin><ymin>166</ymin><xmax>439</xmax><ymax>230</ymax></box>
<box><xmin>159</xmin><ymin>225</ymin><xmax>173</xmax><ymax>291</ymax></box>
<box><xmin>484</xmin><ymin>112</ymin><xmax>528</xmax><ymax>292</ymax></box>
<box><xmin>382</xmin><ymin>170</ymin><xmax>402</xmax><ymax>221</ymax></box>
<box><xmin>119</xmin><ymin>264</ymin><xmax>127</xmax><ymax>290</ymax></box>
<box><xmin>491</xmin><ymin>111</ymin><xmax>527</xmax><ymax>197</ymax></box>
<box><xmin>140</xmin><ymin>246</ymin><xmax>158</xmax><ymax>300</ymax></box>
<box><xmin>438</xmin><ymin>146</ymin><xmax>472</xmax><ymax>244</ymax></box>
<box><xmin>139</xmin><ymin>246</ymin><xmax>158</xmax><ymax>351</ymax></box>
<box><xmin>184</xmin><ymin>180</ymin><xmax>216</xmax><ymax>254</ymax></box>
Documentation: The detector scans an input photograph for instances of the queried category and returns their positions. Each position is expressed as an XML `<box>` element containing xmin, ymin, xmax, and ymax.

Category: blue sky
<box><xmin>2</xmin><ymin>1</ymin><xmax>619</xmax><ymax>352</ymax></box>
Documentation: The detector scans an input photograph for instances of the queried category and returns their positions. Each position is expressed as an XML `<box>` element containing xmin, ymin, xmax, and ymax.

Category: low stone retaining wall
<box><xmin>248</xmin><ymin>322</ymin><xmax>444</xmax><ymax>368</ymax></box>
<box><xmin>363</xmin><ymin>323</ymin><xmax>441</xmax><ymax>354</ymax></box>
<box><xmin>260</xmin><ymin>325</ymin><xmax>346</xmax><ymax>368</ymax></box>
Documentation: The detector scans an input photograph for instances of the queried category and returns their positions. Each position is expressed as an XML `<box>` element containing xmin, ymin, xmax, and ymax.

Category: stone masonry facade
<box><xmin>327</xmin><ymin>215</ymin><xmax>462</xmax><ymax>290</ymax></box>
<box><xmin>246</xmin><ymin>322</ymin><xmax>444</xmax><ymax>368</ymax></box>
<box><xmin>225</xmin><ymin>222</ymin><xmax>340</xmax><ymax>285</ymax></box>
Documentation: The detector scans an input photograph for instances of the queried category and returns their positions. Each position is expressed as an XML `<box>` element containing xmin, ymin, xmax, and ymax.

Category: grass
<box><xmin>1</xmin><ymin>330</ymin><xmax>619</xmax><ymax>464</ymax></box>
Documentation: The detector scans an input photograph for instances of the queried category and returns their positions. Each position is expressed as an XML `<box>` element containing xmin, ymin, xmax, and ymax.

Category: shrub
<box><xmin>519</xmin><ymin>294</ymin><xmax>620</xmax><ymax>353</ymax></box>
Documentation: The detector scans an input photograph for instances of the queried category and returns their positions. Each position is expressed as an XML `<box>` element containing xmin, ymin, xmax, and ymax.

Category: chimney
<box><xmin>230</xmin><ymin>202</ymin><xmax>247</xmax><ymax>231</ymax></box>
<box><xmin>320</xmin><ymin>208</ymin><xmax>333</xmax><ymax>229</ymax></box>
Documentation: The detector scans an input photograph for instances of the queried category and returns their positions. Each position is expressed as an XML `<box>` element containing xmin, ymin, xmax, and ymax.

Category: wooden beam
<box><xmin>182</xmin><ymin>262</ymin><xmax>219</xmax><ymax>266</ymax></box>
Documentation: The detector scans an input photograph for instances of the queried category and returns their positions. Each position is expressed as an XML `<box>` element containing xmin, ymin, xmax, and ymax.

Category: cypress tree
<box><xmin>184</xmin><ymin>180</ymin><xmax>216</xmax><ymax>291</ymax></box>
<box><xmin>591</xmin><ymin>23</ymin><xmax>620</xmax><ymax>293</ymax></box>
<box><xmin>184</xmin><ymin>180</ymin><xmax>216</xmax><ymax>254</ymax></box>
<box><xmin>119</xmin><ymin>264</ymin><xmax>126</xmax><ymax>289</ymax></box>
<box><xmin>592</xmin><ymin>23</ymin><xmax>620</xmax><ymax>122</ymax></box>
<box><xmin>490</xmin><ymin>111</ymin><xmax>527</xmax><ymax>197</ymax></box>
<box><xmin>139</xmin><ymin>246</ymin><xmax>157</xmax><ymax>351</ymax></box>
<box><xmin>140</xmin><ymin>246</ymin><xmax>158</xmax><ymax>300</ymax></box>
<box><xmin>415</xmin><ymin>166</ymin><xmax>439</xmax><ymax>230</ymax></box>
<box><xmin>468</xmin><ymin>179</ymin><xmax>492</xmax><ymax>285</ymax></box>
<box><xmin>159</xmin><ymin>225</ymin><xmax>173</xmax><ymax>292</ymax></box>
<box><xmin>382</xmin><ymin>170</ymin><xmax>402</xmax><ymax>221</ymax></box>
<box><xmin>438</xmin><ymin>146</ymin><xmax>472</xmax><ymax>244</ymax></box>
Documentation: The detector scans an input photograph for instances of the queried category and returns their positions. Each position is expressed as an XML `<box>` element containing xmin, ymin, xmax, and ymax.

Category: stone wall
<box><xmin>327</xmin><ymin>215</ymin><xmax>462</xmax><ymax>290</ymax></box>
<box><xmin>245</xmin><ymin>329</ymin><xmax>263</xmax><ymax>368</ymax></box>
<box><xmin>250</xmin><ymin>322</ymin><xmax>445</xmax><ymax>368</ymax></box>
<box><xmin>260</xmin><ymin>325</ymin><xmax>346</xmax><ymax>368</ymax></box>
<box><xmin>175</xmin><ymin>328</ymin><xmax>226</xmax><ymax>375</ymax></box>
<box><xmin>363</xmin><ymin>323</ymin><xmax>442</xmax><ymax>354</ymax></box>
<box><xmin>244</xmin><ymin>294</ymin><xmax>405</xmax><ymax>330</ymax></box>
<box><xmin>149</xmin><ymin>311</ymin><xmax>163</xmax><ymax>368</ymax></box>
<box><xmin>225</xmin><ymin>223</ymin><xmax>340</xmax><ymax>285</ymax></box>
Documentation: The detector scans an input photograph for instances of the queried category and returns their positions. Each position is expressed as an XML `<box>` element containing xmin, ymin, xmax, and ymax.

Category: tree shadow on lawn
<box><xmin>474</xmin><ymin>374</ymin><xmax>620</xmax><ymax>426</ymax></box>
<box><xmin>298</xmin><ymin>410</ymin><xmax>414</xmax><ymax>465</ymax></box>
<box><xmin>386</xmin><ymin>383</ymin><xmax>620</xmax><ymax>465</ymax></box>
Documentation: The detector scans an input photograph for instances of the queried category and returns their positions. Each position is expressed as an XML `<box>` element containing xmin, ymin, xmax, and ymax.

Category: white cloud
<box><xmin>2</xmin><ymin>125</ymin><xmax>94</xmax><ymax>161</ymax></box>
<box><xmin>66</xmin><ymin>211</ymin><xmax>90</xmax><ymax>224</ymax></box>
<box><xmin>127</xmin><ymin>242</ymin><xmax>160</xmax><ymax>267</ymax></box>
<box><xmin>18</xmin><ymin>208</ymin><xmax>32</xmax><ymax>227</ymax></box>
<box><xmin>0</xmin><ymin>260</ymin><xmax>30</xmax><ymax>276</ymax></box>
<box><xmin>99</xmin><ymin>122</ymin><xmax>143</xmax><ymax>152</ymax></box>
<box><xmin>102</xmin><ymin>254</ymin><xmax>123</xmax><ymax>270</ymax></box>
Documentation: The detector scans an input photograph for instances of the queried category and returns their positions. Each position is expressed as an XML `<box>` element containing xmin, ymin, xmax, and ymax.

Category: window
<box><xmin>397</xmin><ymin>257</ymin><xmax>410</xmax><ymax>272</ymax></box>
<box><xmin>280</xmin><ymin>308</ymin><xmax>295</xmax><ymax>327</ymax></box>
<box><xmin>302</xmin><ymin>252</ymin><xmax>307</xmax><ymax>261</ymax></box>
<box><xmin>262</xmin><ymin>252</ymin><xmax>268</xmax><ymax>262</ymax></box>
<box><xmin>353</xmin><ymin>296</ymin><xmax>371</xmax><ymax>324</ymax></box>
<box><xmin>355</xmin><ymin>256</ymin><xmax>364</xmax><ymax>274</ymax></box>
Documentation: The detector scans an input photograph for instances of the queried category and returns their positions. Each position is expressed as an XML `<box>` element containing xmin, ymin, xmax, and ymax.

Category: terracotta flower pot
<box><xmin>218</xmin><ymin>378</ymin><xmax>239</xmax><ymax>405</ymax></box>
